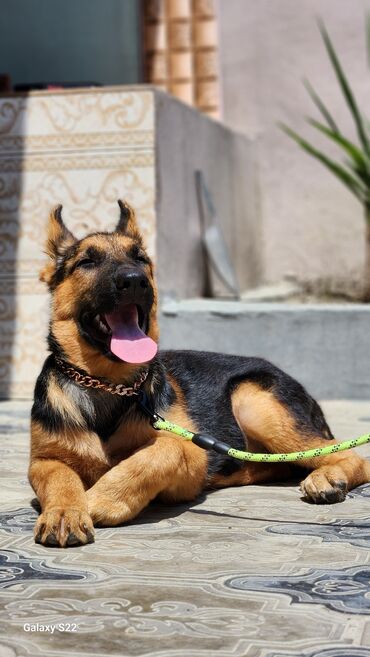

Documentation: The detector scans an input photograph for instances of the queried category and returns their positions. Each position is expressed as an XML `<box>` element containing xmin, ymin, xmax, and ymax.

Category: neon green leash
<box><xmin>152</xmin><ymin>416</ymin><xmax>370</xmax><ymax>462</ymax></box>
<box><xmin>138</xmin><ymin>392</ymin><xmax>370</xmax><ymax>462</ymax></box>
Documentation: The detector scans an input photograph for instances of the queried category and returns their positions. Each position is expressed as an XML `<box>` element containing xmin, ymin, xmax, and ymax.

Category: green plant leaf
<box><xmin>303</xmin><ymin>78</ymin><xmax>339</xmax><ymax>133</ymax></box>
<box><xmin>342</xmin><ymin>154</ymin><xmax>370</xmax><ymax>196</ymax></box>
<box><xmin>307</xmin><ymin>118</ymin><xmax>370</xmax><ymax>176</ymax></box>
<box><xmin>318</xmin><ymin>19</ymin><xmax>370</xmax><ymax>156</ymax></box>
<box><xmin>279</xmin><ymin>123</ymin><xmax>366</xmax><ymax>203</ymax></box>
<box><xmin>344</xmin><ymin>158</ymin><xmax>370</xmax><ymax>189</ymax></box>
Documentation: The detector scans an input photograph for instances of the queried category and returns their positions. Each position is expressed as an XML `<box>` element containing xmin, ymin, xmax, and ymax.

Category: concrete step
<box><xmin>160</xmin><ymin>299</ymin><xmax>370</xmax><ymax>400</ymax></box>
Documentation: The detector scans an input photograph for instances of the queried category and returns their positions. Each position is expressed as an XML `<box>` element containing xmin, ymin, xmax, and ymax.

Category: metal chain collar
<box><xmin>55</xmin><ymin>356</ymin><xmax>148</xmax><ymax>397</ymax></box>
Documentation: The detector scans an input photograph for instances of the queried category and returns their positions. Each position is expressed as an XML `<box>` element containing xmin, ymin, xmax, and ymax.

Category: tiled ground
<box><xmin>1</xmin><ymin>400</ymin><xmax>370</xmax><ymax>657</ymax></box>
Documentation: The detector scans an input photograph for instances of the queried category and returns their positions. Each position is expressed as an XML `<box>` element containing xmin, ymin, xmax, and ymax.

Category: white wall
<box><xmin>217</xmin><ymin>0</ymin><xmax>370</xmax><ymax>294</ymax></box>
<box><xmin>155</xmin><ymin>91</ymin><xmax>260</xmax><ymax>298</ymax></box>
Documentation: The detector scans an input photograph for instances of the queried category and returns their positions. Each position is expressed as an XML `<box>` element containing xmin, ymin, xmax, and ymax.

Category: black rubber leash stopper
<box><xmin>192</xmin><ymin>433</ymin><xmax>230</xmax><ymax>455</ymax></box>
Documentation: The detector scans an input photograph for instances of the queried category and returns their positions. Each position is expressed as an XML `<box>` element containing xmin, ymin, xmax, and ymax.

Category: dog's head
<box><xmin>41</xmin><ymin>202</ymin><xmax>158</xmax><ymax>377</ymax></box>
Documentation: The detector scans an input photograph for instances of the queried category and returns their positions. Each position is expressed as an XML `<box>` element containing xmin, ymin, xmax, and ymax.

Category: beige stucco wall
<box><xmin>217</xmin><ymin>0</ymin><xmax>370</xmax><ymax>294</ymax></box>
<box><xmin>0</xmin><ymin>87</ymin><xmax>156</xmax><ymax>398</ymax></box>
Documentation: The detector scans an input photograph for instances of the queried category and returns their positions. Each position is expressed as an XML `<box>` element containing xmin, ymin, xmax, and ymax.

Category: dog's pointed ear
<box><xmin>116</xmin><ymin>200</ymin><xmax>141</xmax><ymax>239</ymax></box>
<box><xmin>45</xmin><ymin>205</ymin><xmax>76</xmax><ymax>260</ymax></box>
<box><xmin>40</xmin><ymin>205</ymin><xmax>77</xmax><ymax>285</ymax></box>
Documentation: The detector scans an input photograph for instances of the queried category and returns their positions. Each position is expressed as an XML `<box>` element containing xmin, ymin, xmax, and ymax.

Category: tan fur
<box><xmin>30</xmin><ymin>420</ymin><xmax>110</xmax><ymax>488</ymax></box>
<box><xmin>102</xmin><ymin>418</ymin><xmax>158</xmax><ymax>464</ymax></box>
<box><xmin>86</xmin><ymin>381</ymin><xmax>208</xmax><ymax>524</ymax></box>
<box><xmin>39</xmin><ymin>261</ymin><xmax>56</xmax><ymax>285</ymax></box>
<box><xmin>31</xmin><ymin>381</ymin><xmax>207</xmax><ymax>536</ymax></box>
<box><xmin>86</xmin><ymin>431</ymin><xmax>207</xmax><ymax>526</ymax></box>
<box><xmin>40</xmin><ymin>206</ymin><xmax>76</xmax><ymax>284</ymax></box>
<box><xmin>30</xmin><ymin>420</ymin><xmax>103</xmax><ymax>542</ymax></box>
<box><xmin>158</xmin><ymin>377</ymin><xmax>208</xmax><ymax>503</ymax></box>
<box><xmin>221</xmin><ymin>381</ymin><xmax>370</xmax><ymax>496</ymax></box>
<box><xmin>29</xmin><ymin>425</ymin><xmax>95</xmax><ymax>547</ymax></box>
<box><xmin>210</xmin><ymin>463</ymin><xmax>293</xmax><ymax>488</ymax></box>
<box><xmin>47</xmin><ymin>372</ymin><xmax>85</xmax><ymax>427</ymax></box>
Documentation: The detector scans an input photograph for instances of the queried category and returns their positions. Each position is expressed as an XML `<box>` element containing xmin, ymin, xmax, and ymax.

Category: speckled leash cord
<box><xmin>138</xmin><ymin>392</ymin><xmax>370</xmax><ymax>462</ymax></box>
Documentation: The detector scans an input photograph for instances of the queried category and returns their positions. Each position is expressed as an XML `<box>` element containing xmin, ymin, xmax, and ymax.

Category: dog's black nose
<box><xmin>115</xmin><ymin>268</ymin><xmax>149</xmax><ymax>292</ymax></box>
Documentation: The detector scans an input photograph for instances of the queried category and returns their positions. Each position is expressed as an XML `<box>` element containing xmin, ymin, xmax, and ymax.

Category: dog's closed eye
<box><xmin>74</xmin><ymin>247</ymin><xmax>104</xmax><ymax>270</ymax></box>
<box><xmin>129</xmin><ymin>245</ymin><xmax>150</xmax><ymax>264</ymax></box>
<box><xmin>75</xmin><ymin>258</ymin><xmax>97</xmax><ymax>269</ymax></box>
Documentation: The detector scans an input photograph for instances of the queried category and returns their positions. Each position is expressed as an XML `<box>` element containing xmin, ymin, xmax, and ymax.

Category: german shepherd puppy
<box><xmin>29</xmin><ymin>202</ymin><xmax>370</xmax><ymax>547</ymax></box>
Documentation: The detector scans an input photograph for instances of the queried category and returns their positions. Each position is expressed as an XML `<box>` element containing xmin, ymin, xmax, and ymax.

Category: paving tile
<box><xmin>0</xmin><ymin>400</ymin><xmax>370</xmax><ymax>656</ymax></box>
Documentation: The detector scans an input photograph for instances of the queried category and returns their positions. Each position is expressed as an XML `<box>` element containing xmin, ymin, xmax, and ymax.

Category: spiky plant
<box><xmin>280</xmin><ymin>20</ymin><xmax>370</xmax><ymax>301</ymax></box>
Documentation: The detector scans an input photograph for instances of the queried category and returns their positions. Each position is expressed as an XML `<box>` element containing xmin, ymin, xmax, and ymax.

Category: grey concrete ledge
<box><xmin>162</xmin><ymin>298</ymin><xmax>369</xmax><ymax>315</ymax></box>
<box><xmin>159</xmin><ymin>300</ymin><xmax>370</xmax><ymax>400</ymax></box>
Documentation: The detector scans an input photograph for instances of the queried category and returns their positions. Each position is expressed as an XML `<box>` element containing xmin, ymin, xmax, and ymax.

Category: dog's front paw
<box><xmin>34</xmin><ymin>507</ymin><xmax>95</xmax><ymax>547</ymax></box>
<box><xmin>87</xmin><ymin>490</ymin><xmax>135</xmax><ymax>526</ymax></box>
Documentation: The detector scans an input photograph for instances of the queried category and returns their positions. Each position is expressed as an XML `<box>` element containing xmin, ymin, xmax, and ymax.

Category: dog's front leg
<box><xmin>86</xmin><ymin>435</ymin><xmax>206</xmax><ymax>526</ymax></box>
<box><xmin>29</xmin><ymin>459</ymin><xmax>95</xmax><ymax>547</ymax></box>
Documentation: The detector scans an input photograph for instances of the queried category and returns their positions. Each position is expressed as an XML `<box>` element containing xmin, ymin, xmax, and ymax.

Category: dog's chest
<box><xmin>84</xmin><ymin>391</ymin><xmax>136</xmax><ymax>441</ymax></box>
<box><xmin>78</xmin><ymin>388</ymin><xmax>156</xmax><ymax>463</ymax></box>
<box><xmin>101</xmin><ymin>416</ymin><xmax>156</xmax><ymax>464</ymax></box>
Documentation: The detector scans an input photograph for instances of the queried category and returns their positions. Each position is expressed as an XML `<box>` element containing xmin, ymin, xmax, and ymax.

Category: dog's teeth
<box><xmin>95</xmin><ymin>315</ymin><xmax>109</xmax><ymax>334</ymax></box>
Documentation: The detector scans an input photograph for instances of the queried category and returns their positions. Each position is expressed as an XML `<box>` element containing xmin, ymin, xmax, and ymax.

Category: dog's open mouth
<box><xmin>90</xmin><ymin>303</ymin><xmax>157</xmax><ymax>364</ymax></box>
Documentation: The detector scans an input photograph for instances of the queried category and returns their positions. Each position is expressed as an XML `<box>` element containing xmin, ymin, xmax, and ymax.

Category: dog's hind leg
<box><xmin>226</xmin><ymin>381</ymin><xmax>370</xmax><ymax>503</ymax></box>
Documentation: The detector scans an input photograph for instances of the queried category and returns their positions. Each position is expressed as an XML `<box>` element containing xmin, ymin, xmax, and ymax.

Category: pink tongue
<box><xmin>104</xmin><ymin>305</ymin><xmax>157</xmax><ymax>364</ymax></box>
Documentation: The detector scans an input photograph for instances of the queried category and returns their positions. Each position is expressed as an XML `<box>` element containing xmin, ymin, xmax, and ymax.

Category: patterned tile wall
<box><xmin>0</xmin><ymin>87</ymin><xmax>155</xmax><ymax>399</ymax></box>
